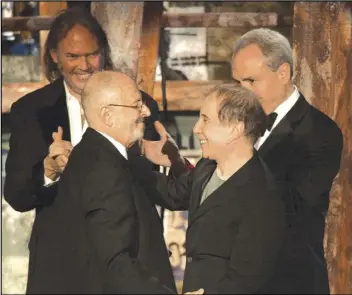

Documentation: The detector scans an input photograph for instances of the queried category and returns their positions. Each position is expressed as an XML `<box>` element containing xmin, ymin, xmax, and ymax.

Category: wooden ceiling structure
<box><xmin>1</xmin><ymin>2</ymin><xmax>351</xmax><ymax>294</ymax></box>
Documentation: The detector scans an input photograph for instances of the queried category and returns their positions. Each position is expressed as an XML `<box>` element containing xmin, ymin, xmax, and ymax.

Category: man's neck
<box><xmin>263</xmin><ymin>83</ymin><xmax>295</xmax><ymax>114</ymax></box>
<box><xmin>216</xmin><ymin>143</ymin><xmax>253</xmax><ymax>180</ymax></box>
<box><xmin>63</xmin><ymin>80</ymin><xmax>81</xmax><ymax>103</ymax></box>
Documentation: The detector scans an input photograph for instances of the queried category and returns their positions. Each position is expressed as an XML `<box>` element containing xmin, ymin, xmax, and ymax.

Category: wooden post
<box><xmin>293</xmin><ymin>2</ymin><xmax>352</xmax><ymax>294</ymax></box>
<box><xmin>91</xmin><ymin>2</ymin><xmax>144</xmax><ymax>80</ymax></box>
<box><xmin>136</xmin><ymin>2</ymin><xmax>164</xmax><ymax>96</ymax></box>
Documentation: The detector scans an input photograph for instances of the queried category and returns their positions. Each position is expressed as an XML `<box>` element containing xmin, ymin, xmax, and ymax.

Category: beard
<box><xmin>126</xmin><ymin>120</ymin><xmax>145</xmax><ymax>148</ymax></box>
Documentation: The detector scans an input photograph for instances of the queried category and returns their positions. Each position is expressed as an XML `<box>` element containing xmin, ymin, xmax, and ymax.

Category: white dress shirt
<box><xmin>64</xmin><ymin>82</ymin><xmax>89</xmax><ymax>147</ymax></box>
<box><xmin>96</xmin><ymin>130</ymin><xmax>128</xmax><ymax>160</ymax></box>
<box><xmin>255</xmin><ymin>85</ymin><xmax>300</xmax><ymax>150</ymax></box>
<box><xmin>44</xmin><ymin>82</ymin><xmax>88</xmax><ymax>185</ymax></box>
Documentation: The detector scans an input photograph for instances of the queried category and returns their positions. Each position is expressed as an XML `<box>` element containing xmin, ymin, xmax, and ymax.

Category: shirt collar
<box><xmin>273</xmin><ymin>85</ymin><xmax>300</xmax><ymax>117</ymax></box>
<box><xmin>95</xmin><ymin>130</ymin><xmax>128</xmax><ymax>160</ymax></box>
<box><xmin>63</xmin><ymin>80</ymin><xmax>79</xmax><ymax>103</ymax></box>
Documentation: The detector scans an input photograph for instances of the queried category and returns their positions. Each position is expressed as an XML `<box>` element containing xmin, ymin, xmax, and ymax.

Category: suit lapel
<box><xmin>258</xmin><ymin>94</ymin><xmax>309</xmax><ymax>157</ymax></box>
<box><xmin>187</xmin><ymin>155</ymin><xmax>259</xmax><ymax>228</ymax></box>
<box><xmin>188</xmin><ymin>161</ymin><xmax>216</xmax><ymax>219</ymax></box>
<box><xmin>37</xmin><ymin>79</ymin><xmax>70</xmax><ymax>146</ymax></box>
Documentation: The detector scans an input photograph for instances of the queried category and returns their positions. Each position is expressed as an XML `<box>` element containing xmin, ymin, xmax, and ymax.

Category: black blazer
<box><xmin>4</xmin><ymin>78</ymin><xmax>160</xmax><ymax>213</ymax></box>
<box><xmin>25</xmin><ymin>128</ymin><xmax>176</xmax><ymax>294</ymax></box>
<box><xmin>258</xmin><ymin>94</ymin><xmax>343</xmax><ymax>294</ymax></box>
<box><xmin>136</xmin><ymin>153</ymin><xmax>285</xmax><ymax>294</ymax></box>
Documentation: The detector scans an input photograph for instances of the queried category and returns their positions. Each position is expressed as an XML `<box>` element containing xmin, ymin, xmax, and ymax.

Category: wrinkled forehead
<box><xmin>58</xmin><ymin>25</ymin><xmax>99</xmax><ymax>52</ymax></box>
<box><xmin>200</xmin><ymin>93</ymin><xmax>220</xmax><ymax>115</ymax></box>
<box><xmin>232</xmin><ymin>45</ymin><xmax>267</xmax><ymax>72</ymax></box>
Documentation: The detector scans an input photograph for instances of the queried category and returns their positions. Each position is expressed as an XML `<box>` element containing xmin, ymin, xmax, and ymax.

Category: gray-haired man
<box><xmin>231</xmin><ymin>28</ymin><xmax>343</xmax><ymax>294</ymax></box>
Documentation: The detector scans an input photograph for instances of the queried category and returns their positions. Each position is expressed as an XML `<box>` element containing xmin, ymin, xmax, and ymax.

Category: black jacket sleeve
<box><xmin>281</xmin><ymin>122</ymin><xmax>343</xmax><ymax>221</ymax></box>
<box><xmin>4</xmin><ymin>102</ymin><xmax>56</xmax><ymax>212</ymax></box>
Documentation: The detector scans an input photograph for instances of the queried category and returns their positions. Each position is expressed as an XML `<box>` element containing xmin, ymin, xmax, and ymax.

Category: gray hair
<box><xmin>205</xmin><ymin>84</ymin><xmax>267</xmax><ymax>144</ymax></box>
<box><xmin>233</xmin><ymin>28</ymin><xmax>293</xmax><ymax>78</ymax></box>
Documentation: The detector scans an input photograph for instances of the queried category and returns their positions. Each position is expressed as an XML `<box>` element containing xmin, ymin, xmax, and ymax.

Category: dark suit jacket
<box><xmin>258</xmin><ymin>94</ymin><xmax>343</xmax><ymax>294</ymax></box>
<box><xmin>4</xmin><ymin>78</ymin><xmax>164</xmax><ymax>294</ymax></box>
<box><xmin>136</xmin><ymin>152</ymin><xmax>285</xmax><ymax>294</ymax></box>
<box><xmin>23</xmin><ymin>128</ymin><xmax>176</xmax><ymax>294</ymax></box>
<box><xmin>4</xmin><ymin>77</ymin><xmax>160</xmax><ymax>213</ymax></box>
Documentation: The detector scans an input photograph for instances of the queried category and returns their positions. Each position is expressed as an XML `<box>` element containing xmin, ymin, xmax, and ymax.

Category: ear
<box><xmin>234</xmin><ymin>121</ymin><xmax>245</xmax><ymax>137</ymax></box>
<box><xmin>50</xmin><ymin>50</ymin><xmax>58</xmax><ymax>64</ymax></box>
<box><xmin>277</xmin><ymin>62</ymin><xmax>291</xmax><ymax>84</ymax></box>
<box><xmin>100</xmin><ymin>106</ymin><xmax>113</xmax><ymax>127</ymax></box>
<box><xmin>227</xmin><ymin>121</ymin><xmax>245</xmax><ymax>143</ymax></box>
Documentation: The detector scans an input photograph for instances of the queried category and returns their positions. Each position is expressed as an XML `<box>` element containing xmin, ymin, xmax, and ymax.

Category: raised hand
<box><xmin>44</xmin><ymin>126</ymin><xmax>73</xmax><ymax>180</ymax></box>
<box><xmin>49</xmin><ymin>126</ymin><xmax>72</xmax><ymax>158</ymax></box>
<box><xmin>141</xmin><ymin>121</ymin><xmax>181</xmax><ymax>167</ymax></box>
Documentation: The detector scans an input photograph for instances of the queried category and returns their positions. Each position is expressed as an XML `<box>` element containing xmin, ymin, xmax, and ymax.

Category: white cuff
<box><xmin>44</xmin><ymin>174</ymin><xmax>60</xmax><ymax>187</ymax></box>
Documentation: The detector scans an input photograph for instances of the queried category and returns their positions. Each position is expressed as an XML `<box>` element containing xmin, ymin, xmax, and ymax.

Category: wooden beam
<box><xmin>91</xmin><ymin>2</ymin><xmax>144</xmax><ymax>80</ymax></box>
<box><xmin>162</xmin><ymin>12</ymin><xmax>293</xmax><ymax>28</ymax></box>
<box><xmin>137</xmin><ymin>2</ymin><xmax>163</xmax><ymax>96</ymax></box>
<box><xmin>39</xmin><ymin>2</ymin><xmax>66</xmax><ymax>16</ymax></box>
<box><xmin>1</xmin><ymin>16</ymin><xmax>52</xmax><ymax>32</ymax></box>
<box><xmin>1</xmin><ymin>80</ymin><xmax>233</xmax><ymax>113</ymax></box>
<box><xmin>293</xmin><ymin>3</ymin><xmax>352</xmax><ymax>294</ymax></box>
<box><xmin>1</xmin><ymin>12</ymin><xmax>293</xmax><ymax>32</ymax></box>
<box><xmin>152</xmin><ymin>80</ymin><xmax>233</xmax><ymax>111</ymax></box>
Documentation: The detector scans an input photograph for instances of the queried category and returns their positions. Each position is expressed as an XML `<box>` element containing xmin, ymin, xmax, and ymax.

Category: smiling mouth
<box><xmin>74</xmin><ymin>73</ymin><xmax>92</xmax><ymax>80</ymax></box>
<box><xmin>200</xmin><ymin>139</ymin><xmax>207</xmax><ymax>144</ymax></box>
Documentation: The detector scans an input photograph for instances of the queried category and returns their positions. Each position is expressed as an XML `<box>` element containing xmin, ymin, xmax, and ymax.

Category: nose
<box><xmin>140</xmin><ymin>103</ymin><xmax>150</xmax><ymax>118</ymax></box>
<box><xmin>79</xmin><ymin>56</ymin><xmax>90</xmax><ymax>71</ymax></box>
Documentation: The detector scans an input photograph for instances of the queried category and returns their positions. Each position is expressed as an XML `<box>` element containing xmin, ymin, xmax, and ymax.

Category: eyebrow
<box><xmin>65</xmin><ymin>49</ymin><xmax>100</xmax><ymax>57</ymax></box>
<box><xmin>200</xmin><ymin>113</ymin><xmax>209</xmax><ymax>119</ymax></box>
<box><xmin>242</xmin><ymin>76</ymin><xmax>255</xmax><ymax>81</ymax></box>
<box><xmin>233</xmin><ymin>76</ymin><xmax>256</xmax><ymax>83</ymax></box>
<box><xmin>233</xmin><ymin>78</ymin><xmax>240</xmax><ymax>83</ymax></box>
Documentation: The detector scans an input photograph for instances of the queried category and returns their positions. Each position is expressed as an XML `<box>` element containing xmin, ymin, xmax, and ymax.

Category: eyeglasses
<box><xmin>107</xmin><ymin>99</ymin><xmax>145</xmax><ymax>112</ymax></box>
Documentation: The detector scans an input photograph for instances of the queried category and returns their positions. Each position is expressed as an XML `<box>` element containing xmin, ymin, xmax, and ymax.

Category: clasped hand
<box><xmin>44</xmin><ymin>126</ymin><xmax>73</xmax><ymax>180</ymax></box>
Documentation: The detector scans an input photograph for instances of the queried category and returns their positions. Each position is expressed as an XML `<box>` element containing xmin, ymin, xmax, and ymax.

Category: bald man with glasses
<box><xmin>22</xmin><ymin>71</ymin><xmax>179</xmax><ymax>294</ymax></box>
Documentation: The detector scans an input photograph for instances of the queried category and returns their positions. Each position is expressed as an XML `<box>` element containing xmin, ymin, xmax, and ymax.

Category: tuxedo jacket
<box><xmin>23</xmin><ymin>128</ymin><xmax>176</xmax><ymax>294</ymax></box>
<box><xmin>4</xmin><ymin>77</ymin><xmax>160</xmax><ymax>213</ymax></box>
<box><xmin>135</xmin><ymin>152</ymin><xmax>285</xmax><ymax>294</ymax></box>
<box><xmin>257</xmin><ymin>94</ymin><xmax>343</xmax><ymax>294</ymax></box>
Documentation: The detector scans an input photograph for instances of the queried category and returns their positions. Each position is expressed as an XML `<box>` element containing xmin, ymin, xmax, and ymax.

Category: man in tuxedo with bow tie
<box><xmin>231</xmin><ymin>28</ymin><xmax>343</xmax><ymax>294</ymax></box>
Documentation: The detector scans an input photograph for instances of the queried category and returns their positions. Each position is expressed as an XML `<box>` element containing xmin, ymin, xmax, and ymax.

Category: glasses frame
<box><xmin>107</xmin><ymin>99</ymin><xmax>145</xmax><ymax>112</ymax></box>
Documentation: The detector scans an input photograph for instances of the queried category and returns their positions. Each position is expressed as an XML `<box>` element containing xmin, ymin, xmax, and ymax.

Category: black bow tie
<box><xmin>266</xmin><ymin>112</ymin><xmax>278</xmax><ymax>131</ymax></box>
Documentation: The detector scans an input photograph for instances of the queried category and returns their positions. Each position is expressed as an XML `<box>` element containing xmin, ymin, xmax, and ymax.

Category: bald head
<box><xmin>81</xmin><ymin>71</ymin><xmax>137</xmax><ymax>126</ymax></box>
